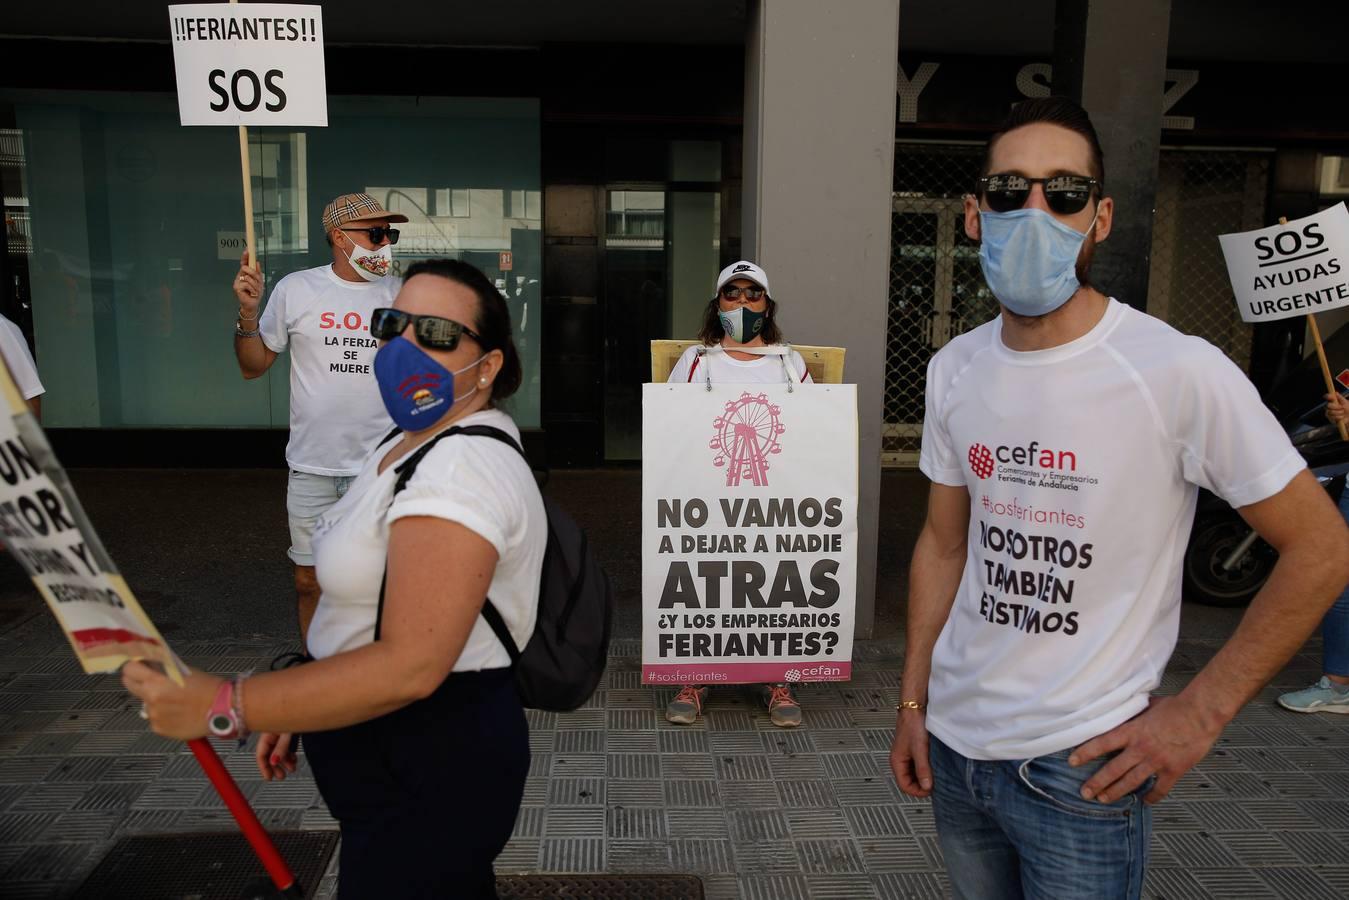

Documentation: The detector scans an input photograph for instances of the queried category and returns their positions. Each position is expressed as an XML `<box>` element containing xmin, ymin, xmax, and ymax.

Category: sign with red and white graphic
<box><xmin>0</xmin><ymin>361</ymin><xmax>180</xmax><ymax>681</ymax></box>
<box><xmin>709</xmin><ymin>392</ymin><xmax>786</xmax><ymax>487</ymax></box>
<box><xmin>499</xmin><ymin>251</ymin><xmax>513</xmax><ymax>272</ymax></box>
<box><xmin>641</xmin><ymin>383</ymin><xmax>859</xmax><ymax>684</ymax></box>
<box><xmin>1219</xmin><ymin>203</ymin><xmax>1349</xmax><ymax>323</ymax></box>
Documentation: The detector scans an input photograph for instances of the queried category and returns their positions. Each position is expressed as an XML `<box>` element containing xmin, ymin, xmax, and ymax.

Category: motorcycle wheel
<box><xmin>1183</xmin><ymin>513</ymin><xmax>1278</xmax><ymax>607</ymax></box>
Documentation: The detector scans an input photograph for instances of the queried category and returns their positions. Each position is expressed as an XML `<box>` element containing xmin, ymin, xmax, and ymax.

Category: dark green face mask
<box><xmin>718</xmin><ymin>306</ymin><xmax>766</xmax><ymax>343</ymax></box>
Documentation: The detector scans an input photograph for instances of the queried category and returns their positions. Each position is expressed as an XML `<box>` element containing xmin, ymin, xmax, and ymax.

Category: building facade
<box><xmin>2</xmin><ymin>1</ymin><xmax>1346</xmax><ymax>636</ymax></box>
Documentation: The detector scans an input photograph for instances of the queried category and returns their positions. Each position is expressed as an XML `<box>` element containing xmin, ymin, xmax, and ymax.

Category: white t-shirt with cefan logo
<box><xmin>920</xmin><ymin>299</ymin><xmax>1304</xmax><ymax>760</ymax></box>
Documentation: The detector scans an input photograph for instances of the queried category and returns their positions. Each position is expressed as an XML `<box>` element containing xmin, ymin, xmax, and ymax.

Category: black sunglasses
<box><xmin>340</xmin><ymin>225</ymin><xmax>400</xmax><ymax>245</ymax></box>
<box><xmin>976</xmin><ymin>174</ymin><xmax>1100</xmax><ymax>215</ymax></box>
<box><xmin>720</xmin><ymin>286</ymin><xmax>767</xmax><ymax>300</ymax></box>
<box><xmin>370</xmin><ymin>308</ymin><xmax>482</xmax><ymax>350</ymax></box>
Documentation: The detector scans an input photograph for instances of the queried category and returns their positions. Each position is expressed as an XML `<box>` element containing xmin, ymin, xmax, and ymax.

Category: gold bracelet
<box><xmin>895</xmin><ymin>699</ymin><xmax>926</xmax><ymax>711</ymax></box>
<box><xmin>238</xmin><ymin>307</ymin><xmax>259</xmax><ymax>321</ymax></box>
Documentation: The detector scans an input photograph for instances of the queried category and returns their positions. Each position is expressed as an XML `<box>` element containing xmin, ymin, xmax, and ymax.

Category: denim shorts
<box><xmin>285</xmin><ymin>470</ymin><xmax>354</xmax><ymax>567</ymax></box>
<box><xmin>929</xmin><ymin>733</ymin><xmax>1153</xmax><ymax>900</ymax></box>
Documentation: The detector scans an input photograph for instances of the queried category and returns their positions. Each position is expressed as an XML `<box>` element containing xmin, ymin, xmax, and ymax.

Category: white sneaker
<box><xmin>1277</xmin><ymin>677</ymin><xmax>1349</xmax><ymax>714</ymax></box>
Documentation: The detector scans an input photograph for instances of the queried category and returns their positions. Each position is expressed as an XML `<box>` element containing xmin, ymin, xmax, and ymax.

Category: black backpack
<box><xmin>374</xmin><ymin>425</ymin><xmax>612</xmax><ymax>712</ymax></box>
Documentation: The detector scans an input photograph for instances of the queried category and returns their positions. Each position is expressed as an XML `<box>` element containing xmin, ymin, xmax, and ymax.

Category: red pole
<box><xmin>188</xmin><ymin>738</ymin><xmax>299</xmax><ymax>895</ymax></box>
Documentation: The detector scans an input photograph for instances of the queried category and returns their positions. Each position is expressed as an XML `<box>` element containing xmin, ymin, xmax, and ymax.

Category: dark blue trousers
<box><xmin>304</xmin><ymin>668</ymin><xmax>529</xmax><ymax>899</ymax></box>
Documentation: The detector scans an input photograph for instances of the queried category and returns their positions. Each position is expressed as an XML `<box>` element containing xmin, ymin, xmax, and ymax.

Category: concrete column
<box><xmin>1053</xmin><ymin>0</ymin><xmax>1172</xmax><ymax>311</ymax></box>
<box><xmin>743</xmin><ymin>0</ymin><xmax>900</xmax><ymax>639</ymax></box>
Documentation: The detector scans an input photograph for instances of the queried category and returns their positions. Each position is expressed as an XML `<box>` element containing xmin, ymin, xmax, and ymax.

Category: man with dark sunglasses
<box><xmin>891</xmin><ymin>97</ymin><xmax>1349</xmax><ymax>899</ymax></box>
<box><xmin>230</xmin><ymin>192</ymin><xmax>408</xmax><ymax>646</ymax></box>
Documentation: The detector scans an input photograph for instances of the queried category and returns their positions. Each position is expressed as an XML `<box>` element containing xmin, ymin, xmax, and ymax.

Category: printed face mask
<box><xmin>718</xmin><ymin>305</ymin><xmax>766</xmax><ymax>343</ymax></box>
<box><xmin>373</xmin><ymin>336</ymin><xmax>483</xmax><ymax>431</ymax></box>
<box><xmin>344</xmin><ymin>237</ymin><xmax>393</xmax><ymax>281</ymax></box>
<box><xmin>977</xmin><ymin>207</ymin><xmax>1097</xmax><ymax>317</ymax></box>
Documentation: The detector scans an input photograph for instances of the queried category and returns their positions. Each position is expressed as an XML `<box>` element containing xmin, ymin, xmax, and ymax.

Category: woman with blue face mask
<box><xmin>664</xmin><ymin>261</ymin><xmax>815</xmax><ymax>729</ymax></box>
<box><xmin>124</xmin><ymin>260</ymin><xmax>544</xmax><ymax>899</ymax></box>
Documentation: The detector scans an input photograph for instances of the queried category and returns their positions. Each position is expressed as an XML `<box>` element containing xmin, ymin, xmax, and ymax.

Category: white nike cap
<box><xmin>715</xmin><ymin>260</ymin><xmax>771</xmax><ymax>298</ymax></box>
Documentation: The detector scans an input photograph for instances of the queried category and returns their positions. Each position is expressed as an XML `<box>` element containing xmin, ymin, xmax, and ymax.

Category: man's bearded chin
<box><xmin>1075</xmin><ymin>230</ymin><xmax>1098</xmax><ymax>288</ymax></box>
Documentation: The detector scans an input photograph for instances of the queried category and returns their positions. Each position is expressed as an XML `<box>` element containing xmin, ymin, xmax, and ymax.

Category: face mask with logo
<box><xmin>373</xmin><ymin>336</ymin><xmax>484</xmax><ymax>431</ymax></box>
<box><xmin>718</xmin><ymin>306</ymin><xmax>766</xmax><ymax>344</ymax></box>
<box><xmin>977</xmin><ymin>207</ymin><xmax>1097</xmax><ymax>317</ymax></box>
<box><xmin>344</xmin><ymin>237</ymin><xmax>393</xmax><ymax>281</ymax></box>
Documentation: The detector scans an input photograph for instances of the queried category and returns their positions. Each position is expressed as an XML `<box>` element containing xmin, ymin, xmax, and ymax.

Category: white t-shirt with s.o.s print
<box><xmin>258</xmin><ymin>265</ymin><xmax>398</xmax><ymax>476</ymax></box>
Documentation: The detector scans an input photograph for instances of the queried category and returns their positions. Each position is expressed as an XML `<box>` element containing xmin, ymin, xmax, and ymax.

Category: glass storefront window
<box><xmin>2</xmin><ymin>91</ymin><xmax>542</xmax><ymax>430</ymax></box>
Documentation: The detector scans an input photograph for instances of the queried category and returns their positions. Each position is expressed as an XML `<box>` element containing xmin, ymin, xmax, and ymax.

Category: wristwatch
<box><xmin>235</xmin><ymin>320</ymin><xmax>261</xmax><ymax>338</ymax></box>
<box><xmin>207</xmin><ymin>679</ymin><xmax>245</xmax><ymax>739</ymax></box>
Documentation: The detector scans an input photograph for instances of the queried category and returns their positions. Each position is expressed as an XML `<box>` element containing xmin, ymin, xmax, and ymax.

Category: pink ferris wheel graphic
<box><xmin>710</xmin><ymin>392</ymin><xmax>786</xmax><ymax>486</ymax></box>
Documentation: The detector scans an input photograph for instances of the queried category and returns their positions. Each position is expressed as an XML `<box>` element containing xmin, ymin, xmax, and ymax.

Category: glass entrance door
<box><xmin>601</xmin><ymin>186</ymin><xmax>720</xmax><ymax>461</ymax></box>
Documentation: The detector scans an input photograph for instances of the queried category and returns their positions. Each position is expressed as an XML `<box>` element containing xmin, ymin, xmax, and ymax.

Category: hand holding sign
<box><xmin>1219</xmin><ymin>204</ymin><xmax>1349</xmax><ymax>441</ymax></box>
<box><xmin>233</xmin><ymin>251</ymin><xmax>264</xmax><ymax>311</ymax></box>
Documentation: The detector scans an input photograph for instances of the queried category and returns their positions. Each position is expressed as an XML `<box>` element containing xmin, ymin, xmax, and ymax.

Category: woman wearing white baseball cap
<box><xmin>665</xmin><ymin>260</ymin><xmax>813</xmax><ymax>728</ymax></box>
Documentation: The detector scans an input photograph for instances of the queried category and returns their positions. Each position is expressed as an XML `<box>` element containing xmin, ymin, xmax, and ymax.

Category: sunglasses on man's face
<box><xmin>976</xmin><ymin>174</ymin><xmax>1099</xmax><ymax>215</ymax></box>
<box><xmin>370</xmin><ymin>308</ymin><xmax>482</xmax><ymax>351</ymax></box>
<box><xmin>720</xmin><ymin>286</ymin><xmax>767</xmax><ymax>300</ymax></box>
<box><xmin>340</xmin><ymin>225</ymin><xmax>400</xmax><ymax>245</ymax></box>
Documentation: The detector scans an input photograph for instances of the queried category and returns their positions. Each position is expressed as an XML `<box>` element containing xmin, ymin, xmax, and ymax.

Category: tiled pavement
<box><xmin>1</xmin><ymin>612</ymin><xmax>1349</xmax><ymax>899</ymax></box>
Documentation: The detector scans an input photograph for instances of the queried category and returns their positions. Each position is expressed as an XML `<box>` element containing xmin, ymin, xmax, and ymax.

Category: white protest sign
<box><xmin>0</xmin><ymin>364</ymin><xmax>180</xmax><ymax>681</ymax></box>
<box><xmin>1219</xmin><ymin>203</ymin><xmax>1349</xmax><ymax>323</ymax></box>
<box><xmin>169</xmin><ymin>3</ymin><xmax>326</xmax><ymax>126</ymax></box>
<box><xmin>642</xmin><ymin>383</ymin><xmax>859</xmax><ymax>685</ymax></box>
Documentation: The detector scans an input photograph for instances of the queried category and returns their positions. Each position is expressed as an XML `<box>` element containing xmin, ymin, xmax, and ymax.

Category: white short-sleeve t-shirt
<box><xmin>0</xmin><ymin>316</ymin><xmax>43</xmax><ymax>400</ymax></box>
<box><xmin>307</xmin><ymin>409</ymin><xmax>547</xmax><ymax>671</ymax></box>
<box><xmin>920</xmin><ymin>299</ymin><xmax>1304</xmax><ymax>761</ymax></box>
<box><xmin>258</xmin><ymin>265</ymin><xmax>398</xmax><ymax>476</ymax></box>
<box><xmin>667</xmin><ymin>343</ymin><xmax>813</xmax><ymax>385</ymax></box>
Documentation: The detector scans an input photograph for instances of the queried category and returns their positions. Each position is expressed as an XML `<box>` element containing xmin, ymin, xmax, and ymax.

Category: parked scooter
<box><xmin>1183</xmin><ymin>322</ymin><xmax>1349</xmax><ymax>607</ymax></box>
<box><xmin>1183</xmin><ymin>425</ymin><xmax>1347</xmax><ymax>607</ymax></box>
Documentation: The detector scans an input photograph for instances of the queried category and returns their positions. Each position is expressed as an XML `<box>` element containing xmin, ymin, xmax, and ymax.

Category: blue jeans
<box><xmin>929</xmin><ymin>734</ymin><xmax>1151</xmax><ymax>900</ymax></box>
<box><xmin>1324</xmin><ymin>487</ymin><xmax>1349</xmax><ymax>676</ymax></box>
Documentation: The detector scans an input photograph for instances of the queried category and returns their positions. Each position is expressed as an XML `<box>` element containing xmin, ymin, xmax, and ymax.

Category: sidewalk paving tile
<box><xmin>0</xmin><ymin>618</ymin><xmax>1345</xmax><ymax>898</ymax></box>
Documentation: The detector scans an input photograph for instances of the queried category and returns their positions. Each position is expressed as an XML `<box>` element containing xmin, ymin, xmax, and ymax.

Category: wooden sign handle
<box><xmin>239</xmin><ymin>125</ymin><xmax>257</xmax><ymax>272</ymax></box>
<box><xmin>229</xmin><ymin>0</ymin><xmax>257</xmax><ymax>273</ymax></box>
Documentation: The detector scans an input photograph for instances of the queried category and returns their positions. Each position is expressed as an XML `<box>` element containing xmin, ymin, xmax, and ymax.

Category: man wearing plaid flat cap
<box><xmin>231</xmin><ymin>192</ymin><xmax>408</xmax><ymax>645</ymax></box>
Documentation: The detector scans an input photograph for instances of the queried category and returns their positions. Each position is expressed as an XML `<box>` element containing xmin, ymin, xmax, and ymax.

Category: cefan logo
<box><xmin>969</xmin><ymin>441</ymin><xmax>1079</xmax><ymax>480</ymax></box>
<box><xmin>969</xmin><ymin>444</ymin><xmax>995</xmax><ymax>479</ymax></box>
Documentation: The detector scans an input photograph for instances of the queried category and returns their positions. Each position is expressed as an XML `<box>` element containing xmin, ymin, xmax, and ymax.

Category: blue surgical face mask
<box><xmin>373</xmin><ymin>336</ymin><xmax>484</xmax><ymax>432</ymax></box>
<box><xmin>978</xmin><ymin>207</ymin><xmax>1097</xmax><ymax>317</ymax></box>
<box><xmin>718</xmin><ymin>305</ymin><xmax>766</xmax><ymax>343</ymax></box>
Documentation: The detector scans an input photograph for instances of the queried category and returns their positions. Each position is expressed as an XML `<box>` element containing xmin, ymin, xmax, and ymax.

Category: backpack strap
<box><xmin>479</xmin><ymin>601</ymin><xmax>523</xmax><ymax>664</ymax></box>
<box><xmin>372</xmin><ymin>424</ymin><xmax>530</xmax><ymax>663</ymax></box>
